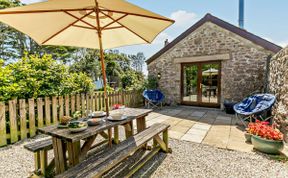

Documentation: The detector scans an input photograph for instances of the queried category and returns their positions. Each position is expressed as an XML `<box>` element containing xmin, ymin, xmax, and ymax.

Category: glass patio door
<box><xmin>181</xmin><ymin>62</ymin><xmax>221</xmax><ymax>107</ymax></box>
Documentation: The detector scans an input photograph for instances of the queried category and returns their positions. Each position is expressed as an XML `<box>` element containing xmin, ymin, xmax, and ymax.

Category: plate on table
<box><xmin>57</xmin><ymin>124</ymin><xmax>69</xmax><ymax>129</ymax></box>
<box><xmin>89</xmin><ymin>111</ymin><xmax>106</xmax><ymax>118</ymax></box>
<box><xmin>107</xmin><ymin>113</ymin><xmax>128</xmax><ymax>121</ymax></box>
<box><xmin>68</xmin><ymin>121</ymin><xmax>88</xmax><ymax>133</ymax></box>
<box><xmin>87</xmin><ymin>118</ymin><xmax>104</xmax><ymax>126</ymax></box>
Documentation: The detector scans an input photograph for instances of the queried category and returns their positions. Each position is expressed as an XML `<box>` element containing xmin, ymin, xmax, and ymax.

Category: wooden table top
<box><xmin>38</xmin><ymin>108</ymin><xmax>152</xmax><ymax>142</ymax></box>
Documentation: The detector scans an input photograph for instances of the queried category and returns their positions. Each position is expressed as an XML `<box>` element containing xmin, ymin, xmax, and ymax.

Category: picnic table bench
<box><xmin>56</xmin><ymin>123</ymin><xmax>170</xmax><ymax>178</ymax></box>
<box><xmin>28</xmin><ymin>108</ymin><xmax>171</xmax><ymax>177</ymax></box>
<box><xmin>24</xmin><ymin>138</ymin><xmax>53</xmax><ymax>176</ymax></box>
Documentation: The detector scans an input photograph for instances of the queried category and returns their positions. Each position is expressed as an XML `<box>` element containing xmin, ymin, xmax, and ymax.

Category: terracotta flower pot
<box><xmin>251</xmin><ymin>135</ymin><xmax>284</xmax><ymax>154</ymax></box>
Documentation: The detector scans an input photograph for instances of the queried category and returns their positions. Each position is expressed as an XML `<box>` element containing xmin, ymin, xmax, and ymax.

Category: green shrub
<box><xmin>144</xmin><ymin>75</ymin><xmax>158</xmax><ymax>90</ymax></box>
<box><xmin>0</xmin><ymin>54</ymin><xmax>94</xmax><ymax>101</ymax></box>
<box><xmin>121</xmin><ymin>70</ymin><xmax>145</xmax><ymax>91</ymax></box>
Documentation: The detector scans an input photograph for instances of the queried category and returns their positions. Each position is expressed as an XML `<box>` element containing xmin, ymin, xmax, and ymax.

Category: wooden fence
<box><xmin>0</xmin><ymin>90</ymin><xmax>144</xmax><ymax>147</ymax></box>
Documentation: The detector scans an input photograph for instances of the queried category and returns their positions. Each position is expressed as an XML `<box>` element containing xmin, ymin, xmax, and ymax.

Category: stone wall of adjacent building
<box><xmin>148</xmin><ymin>22</ymin><xmax>275</xmax><ymax>106</ymax></box>
<box><xmin>269</xmin><ymin>47</ymin><xmax>288</xmax><ymax>142</ymax></box>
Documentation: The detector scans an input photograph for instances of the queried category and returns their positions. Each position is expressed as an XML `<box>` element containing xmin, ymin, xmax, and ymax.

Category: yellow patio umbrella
<box><xmin>0</xmin><ymin>0</ymin><xmax>174</xmax><ymax>115</ymax></box>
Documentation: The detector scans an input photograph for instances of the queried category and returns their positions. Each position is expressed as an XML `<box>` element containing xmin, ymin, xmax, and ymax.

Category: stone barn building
<box><xmin>146</xmin><ymin>14</ymin><xmax>282</xmax><ymax>108</ymax></box>
<box><xmin>269</xmin><ymin>46</ymin><xmax>288</xmax><ymax>142</ymax></box>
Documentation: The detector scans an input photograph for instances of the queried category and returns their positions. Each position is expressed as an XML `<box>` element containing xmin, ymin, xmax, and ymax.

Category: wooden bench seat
<box><xmin>57</xmin><ymin>123</ymin><xmax>170</xmax><ymax>178</ymax></box>
<box><xmin>24</xmin><ymin>138</ymin><xmax>53</xmax><ymax>152</ymax></box>
<box><xmin>24</xmin><ymin>138</ymin><xmax>53</xmax><ymax>176</ymax></box>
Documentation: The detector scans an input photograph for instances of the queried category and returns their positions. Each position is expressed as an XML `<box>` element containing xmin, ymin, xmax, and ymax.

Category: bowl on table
<box><xmin>89</xmin><ymin>111</ymin><xmax>106</xmax><ymax>118</ymax></box>
<box><xmin>68</xmin><ymin>121</ymin><xmax>88</xmax><ymax>133</ymax></box>
<box><xmin>108</xmin><ymin>113</ymin><xmax>127</xmax><ymax>121</ymax></box>
<box><xmin>87</xmin><ymin>118</ymin><xmax>104</xmax><ymax>126</ymax></box>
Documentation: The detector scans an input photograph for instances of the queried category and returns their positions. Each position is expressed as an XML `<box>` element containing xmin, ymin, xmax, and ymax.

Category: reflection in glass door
<box><xmin>201</xmin><ymin>63</ymin><xmax>220</xmax><ymax>104</ymax></box>
<box><xmin>182</xmin><ymin>65</ymin><xmax>198</xmax><ymax>102</ymax></box>
<box><xmin>181</xmin><ymin>62</ymin><xmax>220</xmax><ymax>107</ymax></box>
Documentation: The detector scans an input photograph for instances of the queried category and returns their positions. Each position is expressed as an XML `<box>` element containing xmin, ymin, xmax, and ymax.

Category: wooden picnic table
<box><xmin>38</xmin><ymin>108</ymin><xmax>152</xmax><ymax>174</ymax></box>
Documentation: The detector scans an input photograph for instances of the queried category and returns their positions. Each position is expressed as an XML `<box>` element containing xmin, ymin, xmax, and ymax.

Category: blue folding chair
<box><xmin>233</xmin><ymin>93</ymin><xmax>276</xmax><ymax>127</ymax></box>
<box><xmin>142</xmin><ymin>90</ymin><xmax>165</xmax><ymax>109</ymax></box>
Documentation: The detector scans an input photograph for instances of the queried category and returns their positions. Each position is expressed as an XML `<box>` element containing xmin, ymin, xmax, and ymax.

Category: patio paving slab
<box><xmin>216</xmin><ymin>116</ymin><xmax>232</xmax><ymax>121</ymax></box>
<box><xmin>169</xmin><ymin>130</ymin><xmax>185</xmax><ymax>139</ymax></box>
<box><xmin>192</xmin><ymin>123</ymin><xmax>211</xmax><ymax>131</ymax></box>
<box><xmin>149</xmin><ymin>106</ymin><xmax>251</xmax><ymax>153</ymax></box>
<box><xmin>227</xmin><ymin>140</ymin><xmax>254</xmax><ymax>152</ymax></box>
<box><xmin>181</xmin><ymin>133</ymin><xmax>205</xmax><ymax>143</ymax></box>
<box><xmin>176</xmin><ymin>119</ymin><xmax>195</xmax><ymax>127</ymax></box>
<box><xmin>198</xmin><ymin>118</ymin><xmax>215</xmax><ymax>124</ymax></box>
<box><xmin>187</xmin><ymin>128</ymin><xmax>208</xmax><ymax>136</ymax></box>
<box><xmin>170</xmin><ymin>125</ymin><xmax>190</xmax><ymax>134</ymax></box>
<box><xmin>191</xmin><ymin>111</ymin><xmax>206</xmax><ymax>117</ymax></box>
<box><xmin>213</xmin><ymin>119</ymin><xmax>231</xmax><ymax>125</ymax></box>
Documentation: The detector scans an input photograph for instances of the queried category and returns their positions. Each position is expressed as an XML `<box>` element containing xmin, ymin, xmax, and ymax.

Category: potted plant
<box><xmin>249</xmin><ymin>120</ymin><xmax>284</xmax><ymax>154</ymax></box>
<box><xmin>245</xmin><ymin>120</ymin><xmax>269</xmax><ymax>143</ymax></box>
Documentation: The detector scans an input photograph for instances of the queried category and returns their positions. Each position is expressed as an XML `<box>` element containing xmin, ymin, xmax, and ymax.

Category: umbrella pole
<box><xmin>98</xmin><ymin>33</ymin><xmax>109</xmax><ymax>116</ymax></box>
<box><xmin>95</xmin><ymin>0</ymin><xmax>109</xmax><ymax>116</ymax></box>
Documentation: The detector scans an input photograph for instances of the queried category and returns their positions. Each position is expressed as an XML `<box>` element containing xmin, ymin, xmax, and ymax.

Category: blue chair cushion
<box><xmin>142</xmin><ymin>90</ymin><xmax>165</xmax><ymax>103</ymax></box>
<box><xmin>233</xmin><ymin>93</ymin><xmax>276</xmax><ymax>115</ymax></box>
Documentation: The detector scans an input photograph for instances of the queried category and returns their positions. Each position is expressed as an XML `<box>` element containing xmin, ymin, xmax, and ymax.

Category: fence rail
<box><xmin>0</xmin><ymin>90</ymin><xmax>144</xmax><ymax>147</ymax></box>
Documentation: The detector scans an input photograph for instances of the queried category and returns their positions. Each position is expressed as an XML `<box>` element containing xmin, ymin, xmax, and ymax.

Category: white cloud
<box><xmin>170</xmin><ymin>10</ymin><xmax>197</xmax><ymax>28</ymax></box>
<box><xmin>152</xmin><ymin>32</ymin><xmax>173</xmax><ymax>45</ymax></box>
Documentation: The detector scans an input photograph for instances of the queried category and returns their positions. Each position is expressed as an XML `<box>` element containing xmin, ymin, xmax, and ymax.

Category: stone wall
<box><xmin>269</xmin><ymin>47</ymin><xmax>288</xmax><ymax>142</ymax></box>
<box><xmin>148</xmin><ymin>22</ymin><xmax>274</xmax><ymax>106</ymax></box>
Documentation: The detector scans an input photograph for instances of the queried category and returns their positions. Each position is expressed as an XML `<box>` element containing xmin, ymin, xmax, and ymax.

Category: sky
<box><xmin>21</xmin><ymin>0</ymin><xmax>288</xmax><ymax>74</ymax></box>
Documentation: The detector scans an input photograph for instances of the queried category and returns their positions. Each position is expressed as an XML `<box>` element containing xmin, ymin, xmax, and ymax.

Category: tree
<box><xmin>0</xmin><ymin>0</ymin><xmax>77</xmax><ymax>63</ymax></box>
<box><xmin>69</xmin><ymin>48</ymin><xmax>101</xmax><ymax>80</ymax></box>
<box><xmin>0</xmin><ymin>54</ymin><xmax>94</xmax><ymax>101</ymax></box>
<box><xmin>121</xmin><ymin>70</ymin><xmax>145</xmax><ymax>90</ymax></box>
<box><xmin>129</xmin><ymin>52</ymin><xmax>145</xmax><ymax>73</ymax></box>
<box><xmin>0</xmin><ymin>0</ymin><xmax>23</xmax><ymax>61</ymax></box>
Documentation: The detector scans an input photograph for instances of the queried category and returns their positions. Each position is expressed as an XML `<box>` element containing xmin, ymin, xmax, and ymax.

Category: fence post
<box><xmin>0</xmin><ymin>102</ymin><xmax>7</xmax><ymax>146</ymax></box>
<box><xmin>52</xmin><ymin>96</ymin><xmax>58</xmax><ymax>124</ymax></box>
<box><xmin>19</xmin><ymin>99</ymin><xmax>27</xmax><ymax>140</ymax></box>
<box><xmin>28</xmin><ymin>99</ymin><xmax>36</xmax><ymax>137</ymax></box>
<box><xmin>59</xmin><ymin>96</ymin><xmax>64</xmax><ymax>120</ymax></box>
<box><xmin>65</xmin><ymin>96</ymin><xmax>70</xmax><ymax>116</ymax></box>
<box><xmin>94</xmin><ymin>92</ymin><xmax>98</xmax><ymax>111</ymax></box>
<box><xmin>45</xmin><ymin>97</ymin><xmax>51</xmax><ymax>126</ymax></box>
<box><xmin>121</xmin><ymin>91</ymin><xmax>125</xmax><ymax>105</ymax></box>
<box><xmin>76</xmin><ymin>94</ymin><xmax>80</xmax><ymax>112</ymax></box>
<box><xmin>37</xmin><ymin>98</ymin><xmax>44</xmax><ymax>128</ymax></box>
<box><xmin>81</xmin><ymin>94</ymin><xmax>85</xmax><ymax>116</ymax></box>
<box><xmin>71</xmin><ymin>95</ymin><xmax>75</xmax><ymax>114</ymax></box>
<box><xmin>9</xmin><ymin>99</ymin><xmax>18</xmax><ymax>143</ymax></box>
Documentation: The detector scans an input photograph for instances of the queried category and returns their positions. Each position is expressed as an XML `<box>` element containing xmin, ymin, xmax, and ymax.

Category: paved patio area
<box><xmin>144</xmin><ymin>106</ymin><xmax>254</xmax><ymax>153</ymax></box>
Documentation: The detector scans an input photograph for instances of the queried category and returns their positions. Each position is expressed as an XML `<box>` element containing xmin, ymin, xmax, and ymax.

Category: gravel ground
<box><xmin>0</xmin><ymin>136</ymin><xmax>288</xmax><ymax>178</ymax></box>
<box><xmin>0</xmin><ymin>135</ymin><xmax>53</xmax><ymax>178</ymax></box>
<box><xmin>135</xmin><ymin>139</ymin><xmax>288</xmax><ymax>178</ymax></box>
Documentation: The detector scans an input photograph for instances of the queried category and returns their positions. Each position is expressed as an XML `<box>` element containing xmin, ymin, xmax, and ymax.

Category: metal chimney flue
<box><xmin>239</xmin><ymin>0</ymin><xmax>244</xmax><ymax>28</ymax></box>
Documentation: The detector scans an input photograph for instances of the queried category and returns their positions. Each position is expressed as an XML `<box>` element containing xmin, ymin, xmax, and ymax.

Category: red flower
<box><xmin>247</xmin><ymin>121</ymin><xmax>283</xmax><ymax>141</ymax></box>
<box><xmin>112</xmin><ymin>104</ymin><xmax>125</xmax><ymax>110</ymax></box>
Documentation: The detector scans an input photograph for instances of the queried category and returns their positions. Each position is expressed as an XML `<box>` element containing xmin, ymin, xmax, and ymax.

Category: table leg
<box><xmin>136</xmin><ymin>116</ymin><xmax>147</xmax><ymax>149</ymax></box>
<box><xmin>136</xmin><ymin>116</ymin><xmax>146</xmax><ymax>133</ymax></box>
<box><xmin>124</xmin><ymin>121</ymin><xmax>134</xmax><ymax>139</ymax></box>
<box><xmin>99</xmin><ymin>130</ymin><xmax>112</xmax><ymax>147</ymax></box>
<box><xmin>113</xmin><ymin>126</ymin><xmax>120</xmax><ymax>144</ymax></box>
<box><xmin>108</xmin><ymin>128</ymin><xmax>112</xmax><ymax>147</ymax></box>
<box><xmin>67</xmin><ymin>141</ymin><xmax>80</xmax><ymax>167</ymax></box>
<box><xmin>80</xmin><ymin>135</ymin><xmax>97</xmax><ymax>161</ymax></box>
<box><xmin>52</xmin><ymin>137</ymin><xmax>66</xmax><ymax>174</ymax></box>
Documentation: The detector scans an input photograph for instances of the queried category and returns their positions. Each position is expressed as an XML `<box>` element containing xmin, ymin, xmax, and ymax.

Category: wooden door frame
<box><xmin>180</xmin><ymin>60</ymin><xmax>221</xmax><ymax>108</ymax></box>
